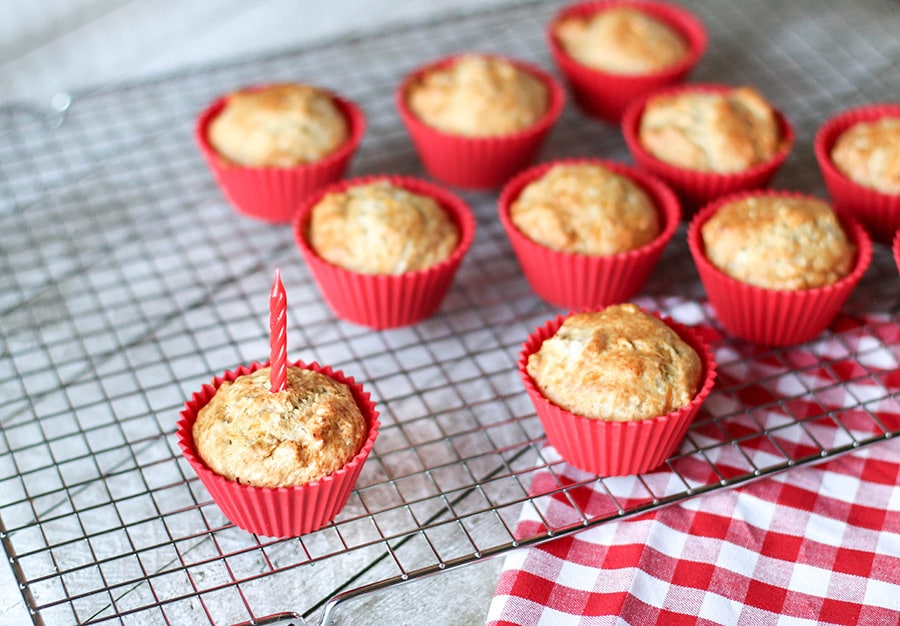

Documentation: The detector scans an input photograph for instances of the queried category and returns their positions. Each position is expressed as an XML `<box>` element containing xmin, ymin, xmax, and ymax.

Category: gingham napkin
<box><xmin>487</xmin><ymin>313</ymin><xmax>900</xmax><ymax>625</ymax></box>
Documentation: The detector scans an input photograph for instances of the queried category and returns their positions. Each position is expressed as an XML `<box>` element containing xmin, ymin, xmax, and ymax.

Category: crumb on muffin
<box><xmin>406</xmin><ymin>54</ymin><xmax>549</xmax><ymax>137</ymax></box>
<box><xmin>527</xmin><ymin>303</ymin><xmax>701</xmax><ymax>421</ymax></box>
<box><xmin>555</xmin><ymin>6</ymin><xmax>689</xmax><ymax>74</ymax></box>
<box><xmin>209</xmin><ymin>83</ymin><xmax>348</xmax><ymax>167</ymax></box>
<box><xmin>307</xmin><ymin>181</ymin><xmax>459</xmax><ymax>274</ymax></box>
<box><xmin>639</xmin><ymin>86</ymin><xmax>781</xmax><ymax>173</ymax></box>
<box><xmin>701</xmin><ymin>195</ymin><xmax>855</xmax><ymax>290</ymax></box>
<box><xmin>192</xmin><ymin>366</ymin><xmax>367</xmax><ymax>489</ymax></box>
<box><xmin>831</xmin><ymin>117</ymin><xmax>900</xmax><ymax>195</ymax></box>
<box><xmin>510</xmin><ymin>163</ymin><xmax>660</xmax><ymax>255</ymax></box>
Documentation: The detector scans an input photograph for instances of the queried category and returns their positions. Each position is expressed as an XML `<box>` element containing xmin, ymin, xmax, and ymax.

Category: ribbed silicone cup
<box><xmin>195</xmin><ymin>88</ymin><xmax>366</xmax><ymax>224</ymax></box>
<box><xmin>622</xmin><ymin>83</ymin><xmax>795</xmax><ymax>216</ymax></box>
<box><xmin>498</xmin><ymin>158</ymin><xmax>681</xmax><ymax>309</ymax></box>
<box><xmin>687</xmin><ymin>190</ymin><xmax>873</xmax><ymax>347</ymax></box>
<box><xmin>396</xmin><ymin>54</ymin><xmax>566</xmax><ymax>190</ymax></box>
<box><xmin>293</xmin><ymin>175</ymin><xmax>476</xmax><ymax>329</ymax></box>
<box><xmin>176</xmin><ymin>360</ymin><xmax>380</xmax><ymax>538</ymax></box>
<box><xmin>518</xmin><ymin>310</ymin><xmax>717</xmax><ymax>476</ymax></box>
<box><xmin>814</xmin><ymin>103</ymin><xmax>900</xmax><ymax>243</ymax></box>
<box><xmin>547</xmin><ymin>0</ymin><xmax>707</xmax><ymax>123</ymax></box>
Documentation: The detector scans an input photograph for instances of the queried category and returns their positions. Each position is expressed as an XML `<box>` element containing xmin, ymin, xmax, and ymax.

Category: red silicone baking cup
<box><xmin>195</xmin><ymin>87</ymin><xmax>366</xmax><ymax>224</ymax></box>
<box><xmin>293</xmin><ymin>175</ymin><xmax>476</xmax><ymax>328</ymax></box>
<box><xmin>498</xmin><ymin>158</ymin><xmax>681</xmax><ymax>309</ymax></box>
<box><xmin>687</xmin><ymin>190</ymin><xmax>873</xmax><ymax>347</ymax></box>
<box><xmin>519</xmin><ymin>309</ymin><xmax>717</xmax><ymax>476</ymax></box>
<box><xmin>396</xmin><ymin>54</ymin><xmax>566</xmax><ymax>190</ymax></box>
<box><xmin>547</xmin><ymin>0</ymin><xmax>707</xmax><ymax>122</ymax></box>
<box><xmin>176</xmin><ymin>360</ymin><xmax>380</xmax><ymax>538</ymax></box>
<box><xmin>814</xmin><ymin>103</ymin><xmax>900</xmax><ymax>243</ymax></box>
<box><xmin>622</xmin><ymin>83</ymin><xmax>795</xmax><ymax>215</ymax></box>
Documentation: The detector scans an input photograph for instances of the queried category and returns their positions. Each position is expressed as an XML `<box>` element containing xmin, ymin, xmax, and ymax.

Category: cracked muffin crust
<box><xmin>638</xmin><ymin>86</ymin><xmax>781</xmax><ymax>173</ymax></box>
<box><xmin>192</xmin><ymin>366</ymin><xmax>367</xmax><ymax>488</ymax></box>
<box><xmin>700</xmin><ymin>194</ymin><xmax>855</xmax><ymax>290</ymax></box>
<box><xmin>526</xmin><ymin>303</ymin><xmax>702</xmax><ymax>422</ymax></box>
<box><xmin>208</xmin><ymin>83</ymin><xmax>349</xmax><ymax>167</ymax></box>
<box><xmin>509</xmin><ymin>163</ymin><xmax>660</xmax><ymax>255</ymax></box>
<box><xmin>555</xmin><ymin>6</ymin><xmax>689</xmax><ymax>75</ymax></box>
<box><xmin>307</xmin><ymin>181</ymin><xmax>459</xmax><ymax>275</ymax></box>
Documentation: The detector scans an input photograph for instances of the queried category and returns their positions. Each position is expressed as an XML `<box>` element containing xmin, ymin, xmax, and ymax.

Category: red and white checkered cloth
<box><xmin>487</xmin><ymin>308</ymin><xmax>900</xmax><ymax>626</ymax></box>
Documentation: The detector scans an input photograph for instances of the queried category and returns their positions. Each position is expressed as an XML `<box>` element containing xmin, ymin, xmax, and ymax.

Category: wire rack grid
<box><xmin>1</xmin><ymin>0</ymin><xmax>899</xmax><ymax>624</ymax></box>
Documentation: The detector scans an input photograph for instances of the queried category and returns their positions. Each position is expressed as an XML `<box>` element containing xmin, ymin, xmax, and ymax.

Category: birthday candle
<box><xmin>269</xmin><ymin>268</ymin><xmax>287</xmax><ymax>393</ymax></box>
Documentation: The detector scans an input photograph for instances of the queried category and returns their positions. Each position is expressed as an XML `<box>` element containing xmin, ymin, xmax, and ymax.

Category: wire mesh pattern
<box><xmin>1</xmin><ymin>1</ymin><xmax>898</xmax><ymax>624</ymax></box>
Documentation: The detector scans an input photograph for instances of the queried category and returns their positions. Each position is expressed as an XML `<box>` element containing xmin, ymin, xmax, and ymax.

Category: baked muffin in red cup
<box><xmin>519</xmin><ymin>304</ymin><xmax>717</xmax><ymax>476</ymax></box>
<box><xmin>687</xmin><ymin>190</ymin><xmax>872</xmax><ymax>346</ymax></box>
<box><xmin>622</xmin><ymin>83</ymin><xmax>794</xmax><ymax>215</ymax></box>
<box><xmin>396</xmin><ymin>53</ymin><xmax>565</xmax><ymax>190</ymax></box>
<box><xmin>294</xmin><ymin>175</ymin><xmax>476</xmax><ymax>328</ymax></box>
<box><xmin>195</xmin><ymin>83</ymin><xmax>366</xmax><ymax>224</ymax></box>
<box><xmin>176</xmin><ymin>360</ymin><xmax>380</xmax><ymax>538</ymax></box>
<box><xmin>548</xmin><ymin>0</ymin><xmax>706</xmax><ymax>122</ymax></box>
<box><xmin>498</xmin><ymin>158</ymin><xmax>680</xmax><ymax>309</ymax></box>
<box><xmin>814</xmin><ymin>103</ymin><xmax>900</xmax><ymax>243</ymax></box>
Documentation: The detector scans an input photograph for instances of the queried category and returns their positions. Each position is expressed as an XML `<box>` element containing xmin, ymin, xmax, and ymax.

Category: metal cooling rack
<box><xmin>1</xmin><ymin>1</ymin><xmax>899</xmax><ymax>624</ymax></box>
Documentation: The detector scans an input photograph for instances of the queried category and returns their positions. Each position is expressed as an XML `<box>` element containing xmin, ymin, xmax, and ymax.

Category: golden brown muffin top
<box><xmin>208</xmin><ymin>83</ymin><xmax>348</xmax><ymax>167</ymax></box>
<box><xmin>510</xmin><ymin>163</ymin><xmax>660</xmax><ymax>255</ymax></box>
<box><xmin>831</xmin><ymin>117</ymin><xmax>900</xmax><ymax>195</ymax></box>
<box><xmin>701</xmin><ymin>195</ymin><xmax>855</xmax><ymax>290</ymax></box>
<box><xmin>406</xmin><ymin>54</ymin><xmax>549</xmax><ymax>137</ymax></box>
<box><xmin>639</xmin><ymin>87</ymin><xmax>781</xmax><ymax>173</ymax></box>
<box><xmin>193</xmin><ymin>366</ymin><xmax>367</xmax><ymax>488</ymax></box>
<box><xmin>556</xmin><ymin>7</ymin><xmax>689</xmax><ymax>74</ymax></box>
<box><xmin>527</xmin><ymin>304</ymin><xmax>701</xmax><ymax>421</ymax></box>
<box><xmin>307</xmin><ymin>181</ymin><xmax>459</xmax><ymax>274</ymax></box>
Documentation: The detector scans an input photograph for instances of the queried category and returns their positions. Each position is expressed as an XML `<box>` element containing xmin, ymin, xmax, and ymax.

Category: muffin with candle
<box><xmin>396</xmin><ymin>53</ymin><xmax>565</xmax><ymax>189</ymax></box>
<box><xmin>547</xmin><ymin>0</ymin><xmax>706</xmax><ymax>121</ymax></box>
<box><xmin>622</xmin><ymin>83</ymin><xmax>794</xmax><ymax>212</ymax></box>
<box><xmin>178</xmin><ymin>360</ymin><xmax>379</xmax><ymax>538</ymax></box>
<box><xmin>195</xmin><ymin>82</ymin><xmax>365</xmax><ymax>223</ymax></box>
<box><xmin>519</xmin><ymin>303</ymin><xmax>716</xmax><ymax>475</ymax></box>
<box><xmin>294</xmin><ymin>175</ymin><xmax>476</xmax><ymax>328</ymax></box>
<box><xmin>192</xmin><ymin>365</ymin><xmax>368</xmax><ymax>488</ymax></box>
<box><xmin>687</xmin><ymin>190</ymin><xmax>872</xmax><ymax>346</ymax></box>
<box><xmin>814</xmin><ymin>103</ymin><xmax>900</xmax><ymax>242</ymax></box>
<box><xmin>177</xmin><ymin>273</ymin><xmax>380</xmax><ymax>538</ymax></box>
<box><xmin>498</xmin><ymin>158</ymin><xmax>680</xmax><ymax>309</ymax></box>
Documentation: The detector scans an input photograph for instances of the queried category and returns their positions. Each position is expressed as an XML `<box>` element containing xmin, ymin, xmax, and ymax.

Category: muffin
<box><xmin>193</xmin><ymin>366</ymin><xmax>367</xmax><ymax>488</ymax></box>
<box><xmin>547</xmin><ymin>0</ymin><xmax>706</xmax><ymax>121</ymax></box>
<box><xmin>815</xmin><ymin>104</ymin><xmax>900</xmax><ymax>242</ymax></box>
<box><xmin>700</xmin><ymin>195</ymin><xmax>855</xmax><ymax>290</ymax></box>
<box><xmin>499</xmin><ymin>158</ymin><xmax>680</xmax><ymax>309</ymax></box>
<box><xmin>831</xmin><ymin>117</ymin><xmax>900</xmax><ymax>196</ymax></box>
<box><xmin>307</xmin><ymin>181</ymin><xmax>459</xmax><ymax>274</ymax></box>
<box><xmin>688</xmin><ymin>191</ymin><xmax>872</xmax><ymax>346</ymax></box>
<box><xmin>519</xmin><ymin>304</ymin><xmax>717</xmax><ymax>475</ymax></box>
<box><xmin>509</xmin><ymin>162</ymin><xmax>660</xmax><ymax>255</ymax></box>
<box><xmin>622</xmin><ymin>84</ymin><xmax>794</xmax><ymax>212</ymax></box>
<box><xmin>177</xmin><ymin>360</ymin><xmax>380</xmax><ymax>538</ymax></box>
<box><xmin>195</xmin><ymin>83</ymin><xmax>365</xmax><ymax>223</ymax></box>
<box><xmin>294</xmin><ymin>175</ymin><xmax>476</xmax><ymax>328</ymax></box>
<box><xmin>396</xmin><ymin>53</ymin><xmax>565</xmax><ymax>189</ymax></box>
<box><xmin>406</xmin><ymin>54</ymin><xmax>549</xmax><ymax>137</ymax></box>
<box><xmin>208</xmin><ymin>83</ymin><xmax>349</xmax><ymax>167</ymax></box>
<box><xmin>555</xmin><ymin>6</ymin><xmax>689</xmax><ymax>75</ymax></box>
